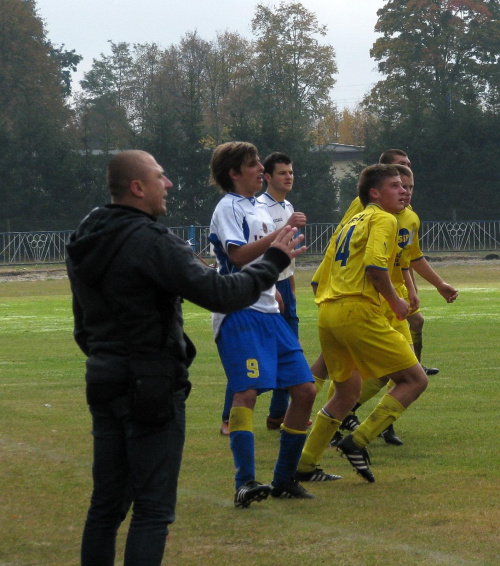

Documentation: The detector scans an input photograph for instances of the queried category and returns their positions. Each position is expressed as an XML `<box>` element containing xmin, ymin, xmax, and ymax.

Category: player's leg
<box><xmin>271</xmin><ymin>381</ymin><xmax>319</xmax><ymax>498</ymax></box>
<box><xmin>230</xmin><ymin>389</ymin><xmax>258</xmax><ymax>488</ymax></box>
<box><xmin>216</xmin><ymin>311</ymin><xmax>275</xmax><ymax>508</ymax></box>
<box><xmin>408</xmin><ymin>310</ymin><xmax>439</xmax><ymax>375</ymax></box>
<box><xmin>335</xmin><ymin>302</ymin><xmax>420</xmax><ymax>481</ymax></box>
<box><xmin>219</xmin><ymin>383</ymin><xmax>232</xmax><ymax>436</ymax></box>
<box><xmin>310</xmin><ymin>352</ymin><xmax>329</xmax><ymax>393</ymax></box>
<box><xmin>270</xmin><ymin>318</ymin><xmax>330</xmax><ymax>497</ymax></box>
<box><xmin>267</xmin><ymin>278</ymin><xmax>298</xmax><ymax>428</ymax></box>
<box><xmin>267</xmin><ymin>388</ymin><xmax>289</xmax><ymax>429</ymax></box>
<box><xmin>372</xmin><ymin>301</ymin><xmax>414</xmax><ymax>446</ymax></box>
<box><xmin>297</xmin><ymin>301</ymin><xmax>357</xmax><ymax>479</ymax></box>
<box><xmin>298</xmin><ymin>374</ymin><xmax>360</xmax><ymax>475</ymax></box>
<box><xmin>350</xmin><ymin>363</ymin><xmax>427</xmax><ymax>448</ymax></box>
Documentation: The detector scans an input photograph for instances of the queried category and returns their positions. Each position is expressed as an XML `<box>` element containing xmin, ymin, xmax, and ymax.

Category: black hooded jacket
<box><xmin>66</xmin><ymin>204</ymin><xmax>290</xmax><ymax>404</ymax></box>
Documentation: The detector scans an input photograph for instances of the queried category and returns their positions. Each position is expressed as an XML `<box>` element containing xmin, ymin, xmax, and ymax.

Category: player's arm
<box><xmin>152</xmin><ymin>227</ymin><xmax>306</xmax><ymax>314</ymax></box>
<box><xmin>275</xmin><ymin>288</ymin><xmax>284</xmax><ymax>313</ymax></box>
<box><xmin>402</xmin><ymin>268</ymin><xmax>420</xmax><ymax>312</ymax></box>
<box><xmin>410</xmin><ymin>257</ymin><xmax>458</xmax><ymax>303</ymax></box>
<box><xmin>367</xmin><ymin>268</ymin><xmax>410</xmax><ymax>320</ymax></box>
<box><xmin>229</xmin><ymin>212</ymin><xmax>307</xmax><ymax>268</ymax></box>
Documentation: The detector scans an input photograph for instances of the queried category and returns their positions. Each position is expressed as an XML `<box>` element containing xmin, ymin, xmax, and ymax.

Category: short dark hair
<box><xmin>106</xmin><ymin>150</ymin><xmax>152</xmax><ymax>199</ymax></box>
<box><xmin>209</xmin><ymin>141</ymin><xmax>259</xmax><ymax>192</ymax></box>
<box><xmin>263</xmin><ymin>152</ymin><xmax>292</xmax><ymax>176</ymax></box>
<box><xmin>379</xmin><ymin>149</ymin><xmax>408</xmax><ymax>164</ymax></box>
<box><xmin>394</xmin><ymin>164</ymin><xmax>413</xmax><ymax>181</ymax></box>
<box><xmin>357</xmin><ymin>164</ymin><xmax>400</xmax><ymax>207</ymax></box>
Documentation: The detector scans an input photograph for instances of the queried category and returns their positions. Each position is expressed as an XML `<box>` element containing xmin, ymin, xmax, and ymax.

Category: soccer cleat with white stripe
<box><xmin>337</xmin><ymin>434</ymin><xmax>375</xmax><ymax>483</ymax></box>
<box><xmin>234</xmin><ymin>481</ymin><xmax>271</xmax><ymax>508</ymax></box>
<box><xmin>329</xmin><ymin>430</ymin><xmax>344</xmax><ymax>447</ymax></box>
<box><xmin>270</xmin><ymin>479</ymin><xmax>315</xmax><ymax>499</ymax></box>
<box><xmin>379</xmin><ymin>423</ymin><xmax>403</xmax><ymax>445</ymax></box>
<box><xmin>295</xmin><ymin>467</ymin><xmax>342</xmax><ymax>482</ymax></box>
<box><xmin>340</xmin><ymin>413</ymin><xmax>360</xmax><ymax>432</ymax></box>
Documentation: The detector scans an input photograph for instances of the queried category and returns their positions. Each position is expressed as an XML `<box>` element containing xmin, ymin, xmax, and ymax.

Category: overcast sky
<box><xmin>35</xmin><ymin>0</ymin><xmax>383</xmax><ymax>109</ymax></box>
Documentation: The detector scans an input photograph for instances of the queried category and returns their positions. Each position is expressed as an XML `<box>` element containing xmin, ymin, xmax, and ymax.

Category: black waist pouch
<box><xmin>129</xmin><ymin>355</ymin><xmax>187</xmax><ymax>426</ymax></box>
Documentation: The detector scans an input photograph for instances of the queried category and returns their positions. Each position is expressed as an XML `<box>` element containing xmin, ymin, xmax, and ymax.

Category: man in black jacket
<box><xmin>66</xmin><ymin>149</ymin><xmax>305</xmax><ymax>566</ymax></box>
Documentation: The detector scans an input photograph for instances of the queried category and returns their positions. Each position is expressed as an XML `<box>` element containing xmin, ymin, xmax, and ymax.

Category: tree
<box><xmin>0</xmin><ymin>0</ymin><xmax>81</xmax><ymax>230</ymax></box>
<box><xmin>249</xmin><ymin>2</ymin><xmax>339</xmax><ymax>220</ymax></box>
<box><xmin>202</xmin><ymin>31</ymin><xmax>254</xmax><ymax>146</ymax></box>
<box><xmin>77</xmin><ymin>41</ymin><xmax>135</xmax><ymax>151</ymax></box>
<box><xmin>363</xmin><ymin>0</ymin><xmax>500</xmax><ymax>219</ymax></box>
<box><xmin>370</xmin><ymin>0</ymin><xmax>500</xmax><ymax>119</ymax></box>
<box><xmin>251</xmin><ymin>1</ymin><xmax>337</xmax><ymax>150</ymax></box>
<box><xmin>71</xmin><ymin>3</ymin><xmax>342</xmax><ymax>224</ymax></box>
<box><xmin>49</xmin><ymin>44</ymin><xmax>82</xmax><ymax>97</ymax></box>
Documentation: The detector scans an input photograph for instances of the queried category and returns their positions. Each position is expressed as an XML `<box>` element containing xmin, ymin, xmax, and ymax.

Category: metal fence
<box><xmin>1</xmin><ymin>220</ymin><xmax>499</xmax><ymax>266</ymax></box>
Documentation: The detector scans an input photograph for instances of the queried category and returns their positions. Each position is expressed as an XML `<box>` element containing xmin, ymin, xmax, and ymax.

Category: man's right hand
<box><xmin>286</xmin><ymin>212</ymin><xmax>307</xmax><ymax>228</ymax></box>
<box><xmin>390</xmin><ymin>297</ymin><xmax>411</xmax><ymax>321</ymax></box>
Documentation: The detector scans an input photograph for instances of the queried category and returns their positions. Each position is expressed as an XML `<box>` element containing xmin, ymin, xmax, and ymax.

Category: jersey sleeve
<box><xmin>404</xmin><ymin>213</ymin><xmax>424</xmax><ymax>266</ymax></box>
<box><xmin>212</xmin><ymin>198</ymin><xmax>247</xmax><ymax>252</ymax></box>
<box><xmin>364</xmin><ymin>213</ymin><xmax>397</xmax><ymax>271</ymax></box>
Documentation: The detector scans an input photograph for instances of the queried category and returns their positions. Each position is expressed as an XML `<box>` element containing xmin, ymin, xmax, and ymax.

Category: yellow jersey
<box><xmin>391</xmin><ymin>207</ymin><xmax>419</xmax><ymax>286</ymax></box>
<box><xmin>316</xmin><ymin>203</ymin><xmax>398</xmax><ymax>306</ymax></box>
<box><xmin>312</xmin><ymin>197</ymin><xmax>364</xmax><ymax>301</ymax></box>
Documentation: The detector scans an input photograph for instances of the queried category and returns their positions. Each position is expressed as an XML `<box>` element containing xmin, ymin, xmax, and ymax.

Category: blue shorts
<box><xmin>216</xmin><ymin>309</ymin><xmax>313</xmax><ymax>393</ymax></box>
<box><xmin>276</xmin><ymin>278</ymin><xmax>299</xmax><ymax>338</ymax></box>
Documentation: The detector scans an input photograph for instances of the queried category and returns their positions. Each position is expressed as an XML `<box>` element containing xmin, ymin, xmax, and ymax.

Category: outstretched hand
<box><xmin>270</xmin><ymin>226</ymin><xmax>306</xmax><ymax>259</ymax></box>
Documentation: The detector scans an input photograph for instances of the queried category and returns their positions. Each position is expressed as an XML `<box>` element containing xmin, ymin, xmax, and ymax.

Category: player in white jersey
<box><xmin>219</xmin><ymin>152</ymin><xmax>301</xmax><ymax>433</ymax></box>
<box><xmin>209</xmin><ymin>142</ymin><xmax>337</xmax><ymax>508</ymax></box>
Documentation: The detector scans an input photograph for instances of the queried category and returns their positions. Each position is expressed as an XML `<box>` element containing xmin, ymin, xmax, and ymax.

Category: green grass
<box><xmin>0</xmin><ymin>260</ymin><xmax>499</xmax><ymax>565</ymax></box>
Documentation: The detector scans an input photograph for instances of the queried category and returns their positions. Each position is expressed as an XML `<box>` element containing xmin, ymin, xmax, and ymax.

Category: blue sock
<box><xmin>230</xmin><ymin>431</ymin><xmax>255</xmax><ymax>489</ymax></box>
<box><xmin>221</xmin><ymin>383</ymin><xmax>233</xmax><ymax>422</ymax></box>
<box><xmin>272</xmin><ymin>429</ymin><xmax>307</xmax><ymax>486</ymax></box>
<box><xmin>268</xmin><ymin>389</ymin><xmax>289</xmax><ymax>419</ymax></box>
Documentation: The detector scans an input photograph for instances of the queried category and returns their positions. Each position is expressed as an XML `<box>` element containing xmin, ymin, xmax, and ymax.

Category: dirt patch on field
<box><xmin>0</xmin><ymin>266</ymin><xmax>68</xmax><ymax>282</ymax></box>
<box><xmin>0</xmin><ymin>254</ymin><xmax>498</xmax><ymax>281</ymax></box>
<box><xmin>296</xmin><ymin>253</ymin><xmax>500</xmax><ymax>270</ymax></box>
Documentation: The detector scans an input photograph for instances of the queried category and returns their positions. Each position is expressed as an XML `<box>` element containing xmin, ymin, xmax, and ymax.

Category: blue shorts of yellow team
<box><xmin>318</xmin><ymin>298</ymin><xmax>418</xmax><ymax>383</ymax></box>
<box><xmin>216</xmin><ymin>309</ymin><xmax>313</xmax><ymax>393</ymax></box>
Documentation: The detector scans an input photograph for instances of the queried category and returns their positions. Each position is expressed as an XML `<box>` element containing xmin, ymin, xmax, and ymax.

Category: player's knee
<box><xmin>232</xmin><ymin>389</ymin><xmax>257</xmax><ymax>409</ymax></box>
<box><xmin>331</xmin><ymin>383</ymin><xmax>361</xmax><ymax>412</ymax></box>
<box><xmin>417</xmin><ymin>372</ymin><xmax>428</xmax><ymax>394</ymax></box>
<box><xmin>410</xmin><ymin>366</ymin><xmax>428</xmax><ymax>395</ymax></box>
<box><xmin>290</xmin><ymin>381</ymin><xmax>316</xmax><ymax>407</ymax></box>
<box><xmin>408</xmin><ymin>312</ymin><xmax>424</xmax><ymax>333</ymax></box>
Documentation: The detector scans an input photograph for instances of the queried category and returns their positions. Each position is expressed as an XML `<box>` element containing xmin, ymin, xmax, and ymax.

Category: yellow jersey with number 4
<box><xmin>316</xmin><ymin>203</ymin><xmax>398</xmax><ymax>306</ymax></box>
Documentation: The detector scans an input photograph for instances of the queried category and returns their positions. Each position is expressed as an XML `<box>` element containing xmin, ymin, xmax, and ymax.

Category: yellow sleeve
<box><xmin>365</xmin><ymin>212</ymin><xmax>398</xmax><ymax>271</ymax></box>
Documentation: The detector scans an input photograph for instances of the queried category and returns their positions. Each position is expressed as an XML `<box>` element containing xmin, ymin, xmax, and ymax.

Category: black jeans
<box><xmin>81</xmin><ymin>388</ymin><xmax>187</xmax><ymax>566</ymax></box>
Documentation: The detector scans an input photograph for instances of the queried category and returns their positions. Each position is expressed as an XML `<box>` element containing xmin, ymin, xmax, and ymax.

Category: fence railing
<box><xmin>1</xmin><ymin>220</ymin><xmax>499</xmax><ymax>266</ymax></box>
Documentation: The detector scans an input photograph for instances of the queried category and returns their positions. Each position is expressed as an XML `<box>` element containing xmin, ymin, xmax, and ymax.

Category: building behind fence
<box><xmin>1</xmin><ymin>221</ymin><xmax>500</xmax><ymax>266</ymax></box>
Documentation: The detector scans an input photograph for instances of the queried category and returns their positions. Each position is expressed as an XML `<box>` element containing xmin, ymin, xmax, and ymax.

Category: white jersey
<box><xmin>209</xmin><ymin>193</ymin><xmax>279</xmax><ymax>337</ymax></box>
<box><xmin>257</xmin><ymin>192</ymin><xmax>295</xmax><ymax>281</ymax></box>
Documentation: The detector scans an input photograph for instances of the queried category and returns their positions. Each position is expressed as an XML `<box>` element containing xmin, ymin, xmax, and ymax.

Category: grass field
<box><xmin>0</xmin><ymin>260</ymin><xmax>499</xmax><ymax>565</ymax></box>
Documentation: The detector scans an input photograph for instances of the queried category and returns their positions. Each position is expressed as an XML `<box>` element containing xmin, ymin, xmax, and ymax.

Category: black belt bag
<box><xmin>129</xmin><ymin>355</ymin><xmax>186</xmax><ymax>426</ymax></box>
